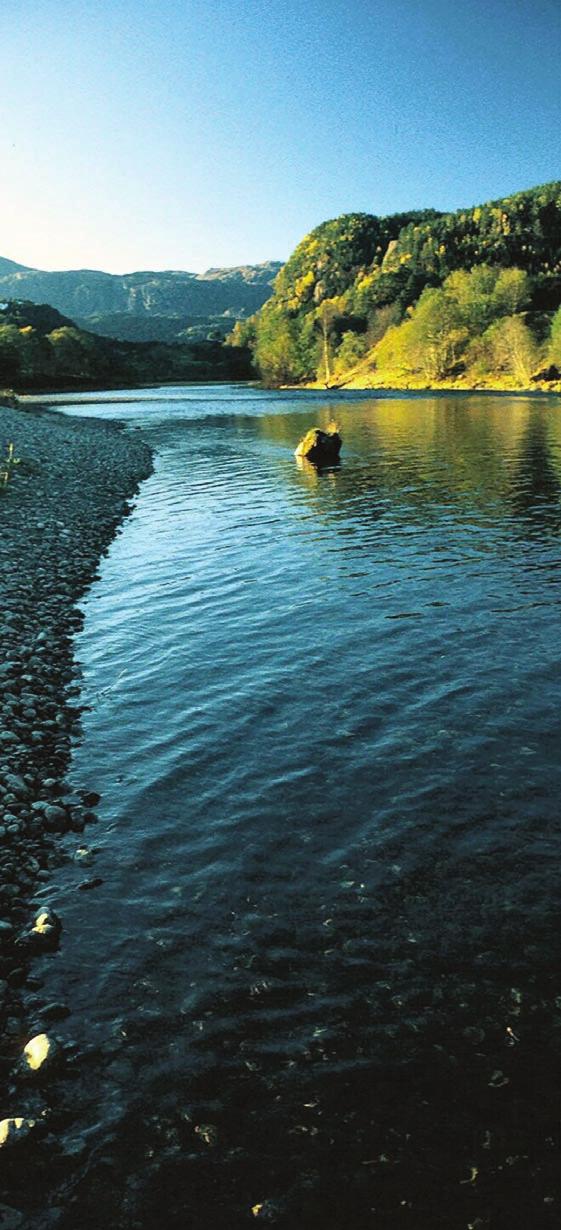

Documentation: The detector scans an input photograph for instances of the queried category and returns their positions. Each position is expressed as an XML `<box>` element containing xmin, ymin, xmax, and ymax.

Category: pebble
<box><xmin>78</xmin><ymin>877</ymin><xmax>103</xmax><ymax>892</ymax></box>
<box><xmin>0</xmin><ymin>1118</ymin><xmax>36</xmax><ymax>1148</ymax></box>
<box><xmin>0</xmin><ymin>1203</ymin><xmax>24</xmax><ymax>1228</ymax></box>
<box><xmin>3</xmin><ymin>776</ymin><xmax>29</xmax><ymax>800</ymax></box>
<box><xmin>81</xmin><ymin>791</ymin><xmax>101</xmax><ymax>808</ymax></box>
<box><xmin>41</xmin><ymin>1002</ymin><xmax>70</xmax><ymax>1022</ymax></box>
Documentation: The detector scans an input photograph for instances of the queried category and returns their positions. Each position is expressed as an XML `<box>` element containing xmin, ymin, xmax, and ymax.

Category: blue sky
<box><xmin>1</xmin><ymin>0</ymin><xmax>560</xmax><ymax>273</ymax></box>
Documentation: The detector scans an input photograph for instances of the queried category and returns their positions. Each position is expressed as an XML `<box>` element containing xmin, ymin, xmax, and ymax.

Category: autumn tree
<box><xmin>333</xmin><ymin>330</ymin><xmax>368</xmax><ymax>379</ymax></box>
<box><xmin>481</xmin><ymin>316</ymin><xmax>540</xmax><ymax>384</ymax></box>
<box><xmin>548</xmin><ymin>306</ymin><xmax>561</xmax><ymax>366</ymax></box>
<box><xmin>314</xmin><ymin>296</ymin><xmax>348</xmax><ymax>385</ymax></box>
<box><xmin>405</xmin><ymin>288</ymin><xmax>468</xmax><ymax>380</ymax></box>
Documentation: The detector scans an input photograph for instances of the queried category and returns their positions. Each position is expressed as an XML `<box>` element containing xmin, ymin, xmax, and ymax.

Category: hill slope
<box><xmin>240</xmin><ymin>181</ymin><xmax>561</xmax><ymax>389</ymax></box>
<box><xmin>0</xmin><ymin>256</ymin><xmax>32</xmax><ymax>276</ymax></box>
<box><xmin>0</xmin><ymin>300</ymin><xmax>253</xmax><ymax>391</ymax></box>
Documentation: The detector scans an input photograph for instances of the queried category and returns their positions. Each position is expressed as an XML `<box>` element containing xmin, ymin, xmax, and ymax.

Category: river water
<box><xmin>19</xmin><ymin>386</ymin><xmax>561</xmax><ymax>1227</ymax></box>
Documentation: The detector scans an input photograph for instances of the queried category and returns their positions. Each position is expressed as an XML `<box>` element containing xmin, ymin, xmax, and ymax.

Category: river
<box><xmin>18</xmin><ymin>385</ymin><xmax>561</xmax><ymax>1228</ymax></box>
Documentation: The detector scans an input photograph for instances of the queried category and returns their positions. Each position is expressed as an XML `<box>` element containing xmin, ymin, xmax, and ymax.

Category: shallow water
<box><xmin>21</xmin><ymin>386</ymin><xmax>561</xmax><ymax>1227</ymax></box>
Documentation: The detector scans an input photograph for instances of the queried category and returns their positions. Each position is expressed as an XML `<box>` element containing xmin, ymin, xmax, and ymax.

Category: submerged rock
<box><xmin>22</xmin><ymin>1033</ymin><xmax>52</xmax><ymax>1072</ymax></box>
<box><xmin>294</xmin><ymin>426</ymin><xmax>342</xmax><ymax>465</ymax></box>
<box><xmin>0</xmin><ymin>1118</ymin><xmax>36</xmax><ymax>1148</ymax></box>
<box><xmin>28</xmin><ymin>907</ymin><xmax>62</xmax><ymax>951</ymax></box>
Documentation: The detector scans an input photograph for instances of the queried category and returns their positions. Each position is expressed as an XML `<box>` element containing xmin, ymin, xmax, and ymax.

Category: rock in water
<box><xmin>294</xmin><ymin>426</ymin><xmax>342</xmax><ymax>465</ymax></box>
<box><xmin>28</xmin><ymin>907</ymin><xmax>62</xmax><ymax>951</ymax></box>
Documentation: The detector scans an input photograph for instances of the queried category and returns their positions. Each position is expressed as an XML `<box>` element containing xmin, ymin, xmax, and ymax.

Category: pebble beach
<box><xmin>0</xmin><ymin>399</ymin><xmax>152</xmax><ymax>1110</ymax></box>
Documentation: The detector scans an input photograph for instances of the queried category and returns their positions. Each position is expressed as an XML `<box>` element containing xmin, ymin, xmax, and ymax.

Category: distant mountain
<box><xmin>199</xmin><ymin>261</ymin><xmax>282</xmax><ymax>285</ymax></box>
<box><xmin>0</xmin><ymin>255</ymin><xmax>32</xmax><ymax>276</ymax></box>
<box><xmin>0</xmin><ymin>259</ymin><xmax>282</xmax><ymax>339</ymax></box>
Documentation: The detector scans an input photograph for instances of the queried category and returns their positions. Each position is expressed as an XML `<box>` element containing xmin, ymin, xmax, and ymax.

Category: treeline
<box><xmin>231</xmin><ymin>181</ymin><xmax>561</xmax><ymax>388</ymax></box>
<box><xmin>369</xmin><ymin>266</ymin><xmax>560</xmax><ymax>387</ymax></box>
<box><xmin>0</xmin><ymin>301</ymin><xmax>253</xmax><ymax>391</ymax></box>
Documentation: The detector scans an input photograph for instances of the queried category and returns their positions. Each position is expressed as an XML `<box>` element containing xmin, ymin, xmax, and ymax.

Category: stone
<box><xmin>81</xmin><ymin>791</ymin><xmax>101</xmax><ymax>808</ymax></box>
<box><xmin>3</xmin><ymin>775</ymin><xmax>28</xmax><ymax>799</ymax></box>
<box><xmin>22</xmin><ymin>1033</ymin><xmax>52</xmax><ymax>1071</ymax></box>
<box><xmin>294</xmin><ymin>426</ymin><xmax>342</xmax><ymax>466</ymax></box>
<box><xmin>43</xmin><ymin>805</ymin><xmax>68</xmax><ymax>831</ymax></box>
<box><xmin>0</xmin><ymin>1119</ymin><xmax>36</xmax><ymax>1149</ymax></box>
<box><xmin>0</xmin><ymin>1202</ymin><xmax>25</xmax><ymax>1228</ymax></box>
<box><xmin>41</xmin><ymin>1002</ymin><xmax>70</xmax><ymax>1022</ymax></box>
<box><xmin>29</xmin><ymin>907</ymin><xmax>62</xmax><ymax>950</ymax></box>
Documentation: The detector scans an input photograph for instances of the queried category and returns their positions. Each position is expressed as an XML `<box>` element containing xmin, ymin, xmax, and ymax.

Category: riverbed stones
<box><xmin>0</xmin><ymin>397</ymin><xmax>152</xmax><ymax>1091</ymax></box>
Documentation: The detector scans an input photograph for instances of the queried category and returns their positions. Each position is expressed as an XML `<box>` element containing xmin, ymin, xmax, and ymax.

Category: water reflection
<box><xmin>509</xmin><ymin>409</ymin><xmax>561</xmax><ymax>532</ymax></box>
<box><xmin>260</xmin><ymin>396</ymin><xmax>561</xmax><ymax>532</ymax></box>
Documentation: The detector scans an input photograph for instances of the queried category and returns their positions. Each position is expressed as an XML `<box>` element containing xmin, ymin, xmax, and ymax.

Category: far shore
<box><xmin>297</xmin><ymin>374</ymin><xmax>561</xmax><ymax>396</ymax></box>
<box><xmin>6</xmin><ymin>373</ymin><xmax>561</xmax><ymax>405</ymax></box>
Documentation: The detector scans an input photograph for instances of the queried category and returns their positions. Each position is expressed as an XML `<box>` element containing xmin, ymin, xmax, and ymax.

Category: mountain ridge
<box><xmin>0</xmin><ymin>258</ymin><xmax>283</xmax><ymax>340</ymax></box>
<box><xmin>0</xmin><ymin>255</ymin><xmax>33</xmax><ymax>276</ymax></box>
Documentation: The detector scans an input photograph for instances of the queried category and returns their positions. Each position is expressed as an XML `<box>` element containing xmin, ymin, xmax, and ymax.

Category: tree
<box><xmin>0</xmin><ymin>324</ymin><xmax>22</xmax><ymax>385</ymax></box>
<box><xmin>482</xmin><ymin>316</ymin><xmax>540</xmax><ymax>385</ymax></box>
<box><xmin>492</xmin><ymin>267</ymin><xmax>531</xmax><ymax>317</ymax></box>
<box><xmin>405</xmin><ymin>288</ymin><xmax>468</xmax><ymax>380</ymax></box>
<box><xmin>253</xmin><ymin>306</ymin><xmax>304</xmax><ymax>385</ymax></box>
<box><xmin>227</xmin><ymin>318</ymin><xmax>257</xmax><ymax>349</ymax></box>
<box><xmin>442</xmin><ymin>266</ymin><xmax>531</xmax><ymax>334</ymax></box>
<box><xmin>333</xmin><ymin>330</ymin><xmax>367</xmax><ymax>379</ymax></box>
<box><xmin>548</xmin><ymin>306</ymin><xmax>561</xmax><ymax>365</ymax></box>
<box><xmin>445</xmin><ymin>266</ymin><xmax>501</xmax><ymax>333</ymax></box>
<box><xmin>314</xmin><ymin>296</ymin><xmax>346</xmax><ymax>385</ymax></box>
<box><xmin>373</xmin><ymin>319</ymin><xmax>416</xmax><ymax>377</ymax></box>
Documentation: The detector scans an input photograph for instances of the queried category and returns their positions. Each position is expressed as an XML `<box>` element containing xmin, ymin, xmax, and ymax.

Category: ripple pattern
<box><xmin>28</xmin><ymin>385</ymin><xmax>561</xmax><ymax>1229</ymax></box>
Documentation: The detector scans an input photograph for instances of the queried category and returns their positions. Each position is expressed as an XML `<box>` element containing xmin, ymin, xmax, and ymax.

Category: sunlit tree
<box><xmin>481</xmin><ymin>316</ymin><xmax>540</xmax><ymax>385</ymax></box>
<box><xmin>548</xmin><ymin>306</ymin><xmax>561</xmax><ymax>366</ymax></box>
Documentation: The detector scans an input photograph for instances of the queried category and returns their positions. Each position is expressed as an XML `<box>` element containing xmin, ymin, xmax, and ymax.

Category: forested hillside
<box><xmin>235</xmin><ymin>181</ymin><xmax>561</xmax><ymax>389</ymax></box>
<box><xmin>0</xmin><ymin>301</ymin><xmax>253</xmax><ymax>391</ymax></box>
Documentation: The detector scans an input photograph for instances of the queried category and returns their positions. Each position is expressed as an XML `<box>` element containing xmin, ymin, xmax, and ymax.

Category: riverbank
<box><xmin>0</xmin><ymin>398</ymin><xmax>152</xmax><ymax>1138</ymax></box>
<box><xmin>300</xmin><ymin>373</ymin><xmax>561</xmax><ymax>394</ymax></box>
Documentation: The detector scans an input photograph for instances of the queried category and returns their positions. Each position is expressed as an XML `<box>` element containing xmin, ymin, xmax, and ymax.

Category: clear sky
<box><xmin>1</xmin><ymin>0</ymin><xmax>560</xmax><ymax>274</ymax></box>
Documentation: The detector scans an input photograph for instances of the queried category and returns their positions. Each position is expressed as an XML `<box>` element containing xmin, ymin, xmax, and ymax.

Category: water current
<box><xmin>19</xmin><ymin>386</ymin><xmax>561</xmax><ymax>1228</ymax></box>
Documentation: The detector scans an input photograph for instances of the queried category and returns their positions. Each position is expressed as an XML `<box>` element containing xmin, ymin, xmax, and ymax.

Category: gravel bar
<box><xmin>0</xmin><ymin>399</ymin><xmax>153</xmax><ymax>1090</ymax></box>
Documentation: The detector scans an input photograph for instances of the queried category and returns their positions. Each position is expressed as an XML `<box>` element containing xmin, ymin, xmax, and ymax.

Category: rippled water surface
<box><xmin>23</xmin><ymin>386</ymin><xmax>561</xmax><ymax>1227</ymax></box>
